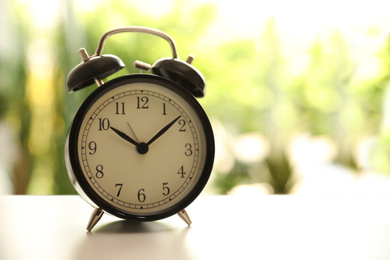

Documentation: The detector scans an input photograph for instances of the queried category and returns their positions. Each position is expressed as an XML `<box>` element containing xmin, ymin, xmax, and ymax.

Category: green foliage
<box><xmin>1</xmin><ymin>0</ymin><xmax>389</xmax><ymax>195</ymax></box>
<box><xmin>0</xmin><ymin>1</ymin><xmax>31</xmax><ymax>194</ymax></box>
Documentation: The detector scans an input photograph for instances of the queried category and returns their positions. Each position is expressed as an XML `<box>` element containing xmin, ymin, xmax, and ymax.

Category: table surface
<box><xmin>1</xmin><ymin>195</ymin><xmax>390</xmax><ymax>260</ymax></box>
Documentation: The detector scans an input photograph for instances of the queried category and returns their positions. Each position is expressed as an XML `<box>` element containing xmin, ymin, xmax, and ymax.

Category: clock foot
<box><xmin>177</xmin><ymin>209</ymin><xmax>192</xmax><ymax>226</ymax></box>
<box><xmin>86</xmin><ymin>207</ymin><xmax>104</xmax><ymax>232</ymax></box>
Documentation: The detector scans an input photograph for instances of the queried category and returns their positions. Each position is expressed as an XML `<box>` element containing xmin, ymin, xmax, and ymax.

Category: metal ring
<box><xmin>92</xmin><ymin>26</ymin><xmax>179</xmax><ymax>59</ymax></box>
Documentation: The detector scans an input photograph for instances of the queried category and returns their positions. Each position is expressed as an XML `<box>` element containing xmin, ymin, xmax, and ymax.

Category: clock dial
<box><xmin>68</xmin><ymin>75</ymin><xmax>213</xmax><ymax>220</ymax></box>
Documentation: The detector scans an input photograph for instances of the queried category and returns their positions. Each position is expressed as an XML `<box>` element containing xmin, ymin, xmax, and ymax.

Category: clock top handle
<box><xmin>92</xmin><ymin>27</ymin><xmax>205</xmax><ymax>97</ymax></box>
<box><xmin>92</xmin><ymin>26</ymin><xmax>179</xmax><ymax>59</ymax></box>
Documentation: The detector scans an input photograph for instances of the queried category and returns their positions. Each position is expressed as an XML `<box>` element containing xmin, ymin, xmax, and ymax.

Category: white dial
<box><xmin>72</xmin><ymin>79</ymin><xmax>210</xmax><ymax>218</ymax></box>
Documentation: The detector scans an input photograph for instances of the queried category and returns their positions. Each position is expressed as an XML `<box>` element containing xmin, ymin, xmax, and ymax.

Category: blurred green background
<box><xmin>1</xmin><ymin>0</ymin><xmax>390</xmax><ymax>195</ymax></box>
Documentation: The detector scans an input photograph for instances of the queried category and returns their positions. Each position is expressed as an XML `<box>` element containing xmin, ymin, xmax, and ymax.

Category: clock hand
<box><xmin>127</xmin><ymin>122</ymin><xmax>139</xmax><ymax>143</ymax></box>
<box><xmin>110</xmin><ymin>127</ymin><xmax>139</xmax><ymax>147</ymax></box>
<box><xmin>147</xmin><ymin>115</ymin><xmax>181</xmax><ymax>146</ymax></box>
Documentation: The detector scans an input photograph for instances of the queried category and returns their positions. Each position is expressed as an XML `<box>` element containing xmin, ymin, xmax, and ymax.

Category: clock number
<box><xmin>177</xmin><ymin>165</ymin><xmax>186</xmax><ymax>178</ymax></box>
<box><xmin>136</xmin><ymin>96</ymin><xmax>149</xmax><ymax>109</ymax></box>
<box><xmin>98</xmin><ymin>118</ymin><xmax>110</xmax><ymax>131</ymax></box>
<box><xmin>185</xmin><ymin>143</ymin><xmax>193</xmax><ymax>156</ymax></box>
<box><xmin>178</xmin><ymin>119</ymin><xmax>186</xmax><ymax>132</ymax></box>
<box><xmin>137</xmin><ymin>188</ymin><xmax>146</xmax><ymax>202</ymax></box>
<box><xmin>88</xmin><ymin>141</ymin><xmax>97</xmax><ymax>155</ymax></box>
<box><xmin>162</xmin><ymin>182</ymin><xmax>170</xmax><ymax>196</ymax></box>
<box><xmin>95</xmin><ymin>165</ymin><xmax>104</xmax><ymax>179</ymax></box>
<box><xmin>115</xmin><ymin>184</ymin><xmax>123</xmax><ymax>197</ymax></box>
<box><xmin>115</xmin><ymin>102</ymin><xmax>125</xmax><ymax>115</ymax></box>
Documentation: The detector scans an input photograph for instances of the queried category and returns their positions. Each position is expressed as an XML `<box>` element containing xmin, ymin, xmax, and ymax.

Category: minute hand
<box><xmin>147</xmin><ymin>115</ymin><xmax>181</xmax><ymax>146</ymax></box>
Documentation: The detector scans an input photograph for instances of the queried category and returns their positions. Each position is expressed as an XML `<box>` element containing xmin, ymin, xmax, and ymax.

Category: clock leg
<box><xmin>177</xmin><ymin>209</ymin><xmax>192</xmax><ymax>226</ymax></box>
<box><xmin>86</xmin><ymin>207</ymin><xmax>104</xmax><ymax>232</ymax></box>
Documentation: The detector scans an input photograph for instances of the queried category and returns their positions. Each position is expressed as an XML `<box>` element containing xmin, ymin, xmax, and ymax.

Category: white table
<box><xmin>1</xmin><ymin>195</ymin><xmax>390</xmax><ymax>260</ymax></box>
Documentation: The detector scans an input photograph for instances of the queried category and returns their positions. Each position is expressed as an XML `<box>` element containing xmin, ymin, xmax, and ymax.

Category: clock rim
<box><xmin>65</xmin><ymin>73</ymin><xmax>215</xmax><ymax>221</ymax></box>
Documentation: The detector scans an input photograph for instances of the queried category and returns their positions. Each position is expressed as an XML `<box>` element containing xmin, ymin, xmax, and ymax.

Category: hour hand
<box><xmin>110</xmin><ymin>127</ymin><xmax>139</xmax><ymax>147</ymax></box>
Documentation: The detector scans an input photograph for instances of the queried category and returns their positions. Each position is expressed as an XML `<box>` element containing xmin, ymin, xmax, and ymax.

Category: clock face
<box><xmin>66</xmin><ymin>75</ymin><xmax>214</xmax><ymax>220</ymax></box>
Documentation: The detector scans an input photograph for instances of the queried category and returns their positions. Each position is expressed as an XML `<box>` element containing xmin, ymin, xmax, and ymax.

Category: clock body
<box><xmin>65</xmin><ymin>74</ymin><xmax>214</xmax><ymax>221</ymax></box>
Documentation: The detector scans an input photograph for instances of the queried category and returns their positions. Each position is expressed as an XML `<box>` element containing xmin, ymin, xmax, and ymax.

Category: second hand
<box><xmin>127</xmin><ymin>122</ymin><xmax>139</xmax><ymax>143</ymax></box>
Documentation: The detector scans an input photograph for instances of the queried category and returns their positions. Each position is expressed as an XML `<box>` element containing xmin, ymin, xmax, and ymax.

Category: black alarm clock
<box><xmin>64</xmin><ymin>26</ymin><xmax>215</xmax><ymax>231</ymax></box>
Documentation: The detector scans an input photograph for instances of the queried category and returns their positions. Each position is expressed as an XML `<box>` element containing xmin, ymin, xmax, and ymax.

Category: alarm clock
<box><xmin>64</xmin><ymin>26</ymin><xmax>215</xmax><ymax>231</ymax></box>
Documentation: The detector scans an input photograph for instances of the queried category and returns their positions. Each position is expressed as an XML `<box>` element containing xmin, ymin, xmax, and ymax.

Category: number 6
<box><xmin>138</xmin><ymin>188</ymin><xmax>146</xmax><ymax>202</ymax></box>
